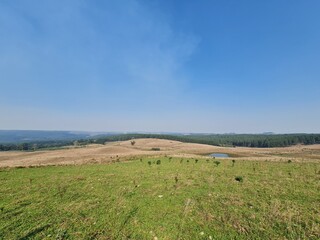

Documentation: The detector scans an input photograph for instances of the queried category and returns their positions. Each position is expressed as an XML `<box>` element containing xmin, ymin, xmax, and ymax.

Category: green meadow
<box><xmin>0</xmin><ymin>157</ymin><xmax>319</xmax><ymax>239</ymax></box>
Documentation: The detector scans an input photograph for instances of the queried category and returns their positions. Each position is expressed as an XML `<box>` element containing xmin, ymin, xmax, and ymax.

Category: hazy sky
<box><xmin>1</xmin><ymin>0</ymin><xmax>320</xmax><ymax>133</ymax></box>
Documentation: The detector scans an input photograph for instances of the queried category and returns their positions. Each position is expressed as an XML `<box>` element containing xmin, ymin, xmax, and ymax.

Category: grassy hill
<box><xmin>1</xmin><ymin>156</ymin><xmax>319</xmax><ymax>239</ymax></box>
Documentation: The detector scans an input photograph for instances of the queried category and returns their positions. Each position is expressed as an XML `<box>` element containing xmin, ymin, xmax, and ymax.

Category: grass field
<box><xmin>1</xmin><ymin>157</ymin><xmax>319</xmax><ymax>239</ymax></box>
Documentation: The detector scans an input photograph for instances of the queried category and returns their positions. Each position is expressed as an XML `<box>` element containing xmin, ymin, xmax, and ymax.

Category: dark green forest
<box><xmin>94</xmin><ymin>133</ymin><xmax>320</xmax><ymax>147</ymax></box>
<box><xmin>1</xmin><ymin>133</ymin><xmax>320</xmax><ymax>151</ymax></box>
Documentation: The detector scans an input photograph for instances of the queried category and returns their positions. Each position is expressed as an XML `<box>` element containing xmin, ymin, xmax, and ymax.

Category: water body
<box><xmin>209</xmin><ymin>153</ymin><xmax>230</xmax><ymax>158</ymax></box>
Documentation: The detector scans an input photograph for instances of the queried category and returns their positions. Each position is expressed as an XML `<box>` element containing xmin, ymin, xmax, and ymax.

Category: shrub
<box><xmin>148</xmin><ymin>161</ymin><xmax>152</xmax><ymax>166</ymax></box>
<box><xmin>195</xmin><ymin>159</ymin><xmax>199</xmax><ymax>163</ymax></box>
<box><xmin>232</xmin><ymin>159</ymin><xmax>235</xmax><ymax>167</ymax></box>
<box><xmin>151</xmin><ymin>147</ymin><xmax>160</xmax><ymax>151</ymax></box>
<box><xmin>130</xmin><ymin>140</ymin><xmax>136</xmax><ymax>146</ymax></box>
<box><xmin>235</xmin><ymin>176</ymin><xmax>243</xmax><ymax>182</ymax></box>
<box><xmin>214</xmin><ymin>161</ymin><xmax>221</xmax><ymax>166</ymax></box>
<box><xmin>288</xmin><ymin>160</ymin><xmax>292</xmax><ymax>163</ymax></box>
<box><xmin>156</xmin><ymin>159</ymin><xmax>161</xmax><ymax>165</ymax></box>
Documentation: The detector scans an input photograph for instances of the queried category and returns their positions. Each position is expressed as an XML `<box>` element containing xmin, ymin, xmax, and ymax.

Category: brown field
<box><xmin>0</xmin><ymin>138</ymin><xmax>320</xmax><ymax>167</ymax></box>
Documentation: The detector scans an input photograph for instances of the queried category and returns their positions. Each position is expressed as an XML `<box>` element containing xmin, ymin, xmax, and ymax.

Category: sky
<box><xmin>1</xmin><ymin>0</ymin><xmax>320</xmax><ymax>133</ymax></box>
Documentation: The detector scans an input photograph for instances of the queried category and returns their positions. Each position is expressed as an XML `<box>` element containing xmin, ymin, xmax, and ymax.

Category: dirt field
<box><xmin>0</xmin><ymin>138</ymin><xmax>320</xmax><ymax>167</ymax></box>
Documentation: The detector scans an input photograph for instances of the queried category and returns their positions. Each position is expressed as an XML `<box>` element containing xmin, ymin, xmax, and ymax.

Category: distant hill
<box><xmin>0</xmin><ymin>130</ymin><xmax>116</xmax><ymax>143</ymax></box>
<box><xmin>1</xmin><ymin>131</ymin><xmax>320</xmax><ymax>150</ymax></box>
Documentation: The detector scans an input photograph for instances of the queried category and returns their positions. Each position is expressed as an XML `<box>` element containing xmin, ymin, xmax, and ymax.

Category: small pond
<box><xmin>209</xmin><ymin>153</ymin><xmax>230</xmax><ymax>158</ymax></box>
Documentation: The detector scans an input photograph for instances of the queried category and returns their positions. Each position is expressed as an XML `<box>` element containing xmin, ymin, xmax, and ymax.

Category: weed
<box><xmin>56</xmin><ymin>229</ymin><xmax>69</xmax><ymax>240</ymax></box>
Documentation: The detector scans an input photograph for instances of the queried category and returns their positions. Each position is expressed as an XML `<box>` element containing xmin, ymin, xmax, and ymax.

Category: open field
<box><xmin>1</xmin><ymin>139</ymin><xmax>319</xmax><ymax>239</ymax></box>
<box><xmin>1</xmin><ymin>139</ymin><xmax>320</xmax><ymax>168</ymax></box>
<box><xmin>1</xmin><ymin>156</ymin><xmax>320</xmax><ymax>239</ymax></box>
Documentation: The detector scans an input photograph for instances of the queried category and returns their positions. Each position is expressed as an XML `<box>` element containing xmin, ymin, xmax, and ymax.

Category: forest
<box><xmin>1</xmin><ymin>133</ymin><xmax>320</xmax><ymax>151</ymax></box>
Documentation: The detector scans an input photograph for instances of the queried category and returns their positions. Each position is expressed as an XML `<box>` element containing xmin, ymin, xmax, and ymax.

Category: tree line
<box><xmin>1</xmin><ymin>133</ymin><xmax>320</xmax><ymax>151</ymax></box>
<box><xmin>93</xmin><ymin>133</ymin><xmax>320</xmax><ymax>148</ymax></box>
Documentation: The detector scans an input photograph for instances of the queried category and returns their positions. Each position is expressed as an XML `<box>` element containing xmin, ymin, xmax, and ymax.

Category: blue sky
<box><xmin>1</xmin><ymin>0</ymin><xmax>319</xmax><ymax>133</ymax></box>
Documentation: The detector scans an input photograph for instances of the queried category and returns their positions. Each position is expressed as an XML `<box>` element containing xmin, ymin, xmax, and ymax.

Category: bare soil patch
<box><xmin>0</xmin><ymin>138</ymin><xmax>319</xmax><ymax>167</ymax></box>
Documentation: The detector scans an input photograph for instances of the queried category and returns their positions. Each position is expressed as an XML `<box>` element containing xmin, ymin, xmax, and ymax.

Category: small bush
<box><xmin>195</xmin><ymin>159</ymin><xmax>199</xmax><ymax>163</ymax></box>
<box><xmin>214</xmin><ymin>161</ymin><xmax>221</xmax><ymax>166</ymax></box>
<box><xmin>187</xmin><ymin>159</ymin><xmax>189</xmax><ymax>163</ymax></box>
<box><xmin>232</xmin><ymin>159</ymin><xmax>235</xmax><ymax>167</ymax></box>
<box><xmin>148</xmin><ymin>161</ymin><xmax>152</xmax><ymax>166</ymax></box>
<box><xmin>235</xmin><ymin>176</ymin><xmax>243</xmax><ymax>182</ymax></box>
<box><xmin>151</xmin><ymin>147</ymin><xmax>161</xmax><ymax>151</ymax></box>
<box><xmin>288</xmin><ymin>160</ymin><xmax>292</xmax><ymax>163</ymax></box>
<box><xmin>156</xmin><ymin>159</ymin><xmax>161</xmax><ymax>165</ymax></box>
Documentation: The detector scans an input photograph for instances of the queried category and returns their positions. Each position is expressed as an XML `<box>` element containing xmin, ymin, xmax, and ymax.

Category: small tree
<box><xmin>131</xmin><ymin>140</ymin><xmax>136</xmax><ymax>146</ymax></box>
<box><xmin>32</xmin><ymin>144</ymin><xmax>38</xmax><ymax>151</ymax></box>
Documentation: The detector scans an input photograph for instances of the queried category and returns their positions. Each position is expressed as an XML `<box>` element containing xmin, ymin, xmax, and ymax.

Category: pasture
<box><xmin>1</xmin><ymin>155</ymin><xmax>319</xmax><ymax>239</ymax></box>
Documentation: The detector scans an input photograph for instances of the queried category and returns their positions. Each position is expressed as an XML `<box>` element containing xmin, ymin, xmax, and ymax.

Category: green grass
<box><xmin>0</xmin><ymin>157</ymin><xmax>319</xmax><ymax>239</ymax></box>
